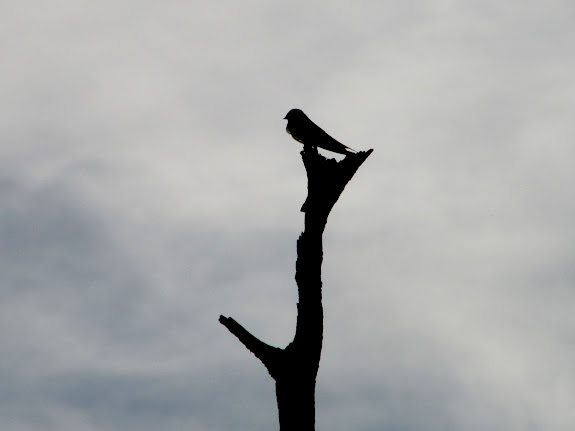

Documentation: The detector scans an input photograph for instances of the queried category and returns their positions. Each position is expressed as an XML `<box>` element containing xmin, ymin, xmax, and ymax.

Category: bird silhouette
<box><xmin>284</xmin><ymin>109</ymin><xmax>357</xmax><ymax>156</ymax></box>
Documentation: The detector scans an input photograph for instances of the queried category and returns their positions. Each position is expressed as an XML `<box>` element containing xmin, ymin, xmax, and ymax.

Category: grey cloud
<box><xmin>1</xmin><ymin>1</ymin><xmax>575</xmax><ymax>430</ymax></box>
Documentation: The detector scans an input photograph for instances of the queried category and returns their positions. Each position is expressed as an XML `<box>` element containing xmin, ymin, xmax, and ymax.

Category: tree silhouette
<box><xmin>220</xmin><ymin>144</ymin><xmax>373</xmax><ymax>430</ymax></box>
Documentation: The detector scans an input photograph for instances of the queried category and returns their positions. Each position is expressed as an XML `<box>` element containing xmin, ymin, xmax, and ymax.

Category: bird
<box><xmin>283</xmin><ymin>108</ymin><xmax>357</xmax><ymax>156</ymax></box>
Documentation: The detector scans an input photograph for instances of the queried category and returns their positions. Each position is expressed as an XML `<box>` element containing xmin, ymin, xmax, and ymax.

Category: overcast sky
<box><xmin>1</xmin><ymin>1</ymin><xmax>575</xmax><ymax>430</ymax></box>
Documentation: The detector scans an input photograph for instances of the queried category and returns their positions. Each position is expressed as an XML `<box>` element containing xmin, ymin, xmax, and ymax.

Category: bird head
<box><xmin>283</xmin><ymin>108</ymin><xmax>305</xmax><ymax>120</ymax></box>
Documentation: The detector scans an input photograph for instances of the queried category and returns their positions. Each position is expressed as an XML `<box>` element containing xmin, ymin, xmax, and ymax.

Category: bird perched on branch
<box><xmin>284</xmin><ymin>108</ymin><xmax>357</xmax><ymax>156</ymax></box>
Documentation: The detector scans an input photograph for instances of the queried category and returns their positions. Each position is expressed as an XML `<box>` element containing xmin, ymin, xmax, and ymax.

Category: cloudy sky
<box><xmin>2</xmin><ymin>1</ymin><xmax>575</xmax><ymax>430</ymax></box>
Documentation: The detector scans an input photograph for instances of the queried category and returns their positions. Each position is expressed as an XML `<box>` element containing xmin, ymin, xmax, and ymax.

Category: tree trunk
<box><xmin>220</xmin><ymin>145</ymin><xmax>373</xmax><ymax>430</ymax></box>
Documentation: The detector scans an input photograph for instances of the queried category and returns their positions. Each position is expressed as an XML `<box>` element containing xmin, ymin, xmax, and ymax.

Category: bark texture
<box><xmin>220</xmin><ymin>145</ymin><xmax>373</xmax><ymax>430</ymax></box>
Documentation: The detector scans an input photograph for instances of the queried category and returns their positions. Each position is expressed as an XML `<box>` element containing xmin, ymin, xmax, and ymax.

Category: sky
<box><xmin>1</xmin><ymin>1</ymin><xmax>574</xmax><ymax>430</ymax></box>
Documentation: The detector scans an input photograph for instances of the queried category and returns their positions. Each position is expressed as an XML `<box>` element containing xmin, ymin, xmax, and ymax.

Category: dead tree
<box><xmin>219</xmin><ymin>145</ymin><xmax>373</xmax><ymax>430</ymax></box>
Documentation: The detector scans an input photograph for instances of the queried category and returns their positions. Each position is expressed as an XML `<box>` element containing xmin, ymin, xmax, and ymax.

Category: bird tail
<box><xmin>344</xmin><ymin>145</ymin><xmax>357</xmax><ymax>154</ymax></box>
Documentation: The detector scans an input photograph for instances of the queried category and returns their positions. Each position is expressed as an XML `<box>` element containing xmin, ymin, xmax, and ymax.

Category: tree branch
<box><xmin>219</xmin><ymin>145</ymin><xmax>373</xmax><ymax>430</ymax></box>
<box><xmin>218</xmin><ymin>315</ymin><xmax>284</xmax><ymax>377</ymax></box>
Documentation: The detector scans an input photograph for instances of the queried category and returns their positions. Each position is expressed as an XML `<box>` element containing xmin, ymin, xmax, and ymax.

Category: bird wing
<box><xmin>313</xmin><ymin>126</ymin><xmax>356</xmax><ymax>154</ymax></box>
<box><xmin>287</xmin><ymin>114</ymin><xmax>357</xmax><ymax>155</ymax></box>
